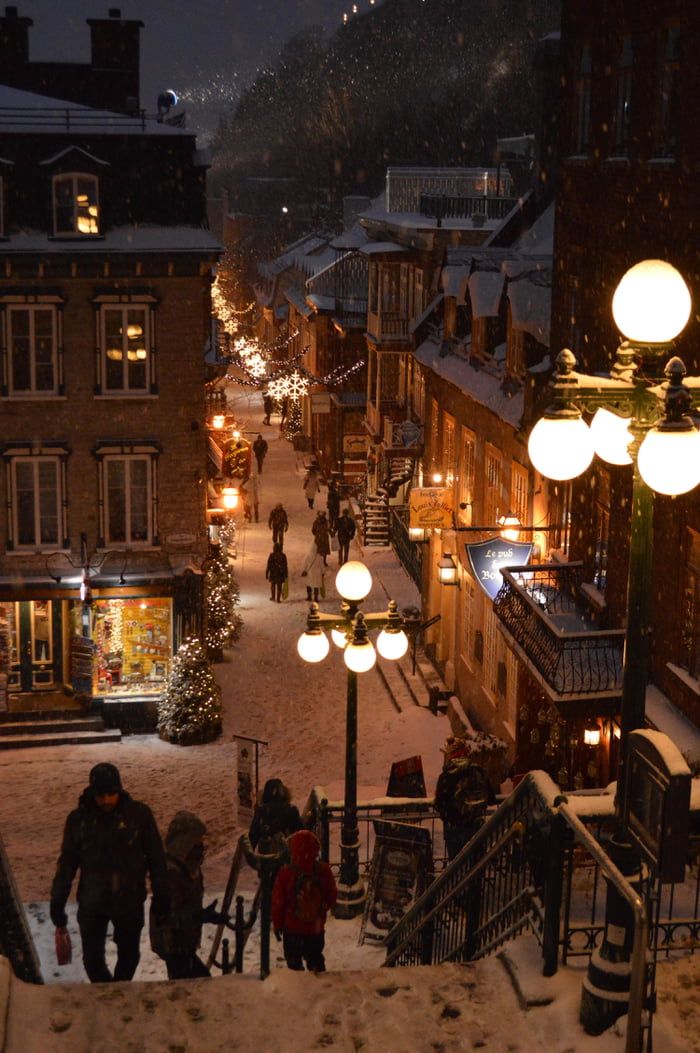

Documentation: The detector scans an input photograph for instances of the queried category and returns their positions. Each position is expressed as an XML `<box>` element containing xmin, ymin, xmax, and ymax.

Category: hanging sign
<box><xmin>224</xmin><ymin>438</ymin><xmax>251</xmax><ymax>479</ymax></box>
<box><xmin>466</xmin><ymin>538</ymin><xmax>533</xmax><ymax>601</ymax></box>
<box><xmin>409</xmin><ymin>487</ymin><xmax>454</xmax><ymax>530</ymax></box>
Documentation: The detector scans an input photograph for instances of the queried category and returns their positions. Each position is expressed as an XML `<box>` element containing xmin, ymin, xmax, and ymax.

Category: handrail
<box><xmin>498</xmin><ymin>565</ymin><xmax>627</xmax><ymax>642</ymax></box>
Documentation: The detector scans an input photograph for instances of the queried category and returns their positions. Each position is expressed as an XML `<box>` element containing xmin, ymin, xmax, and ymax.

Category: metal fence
<box><xmin>390</xmin><ymin>507</ymin><xmax>423</xmax><ymax>589</ymax></box>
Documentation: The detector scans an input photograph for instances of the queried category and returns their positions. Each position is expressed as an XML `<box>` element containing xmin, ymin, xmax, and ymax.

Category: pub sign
<box><xmin>466</xmin><ymin>538</ymin><xmax>533</xmax><ymax>601</ymax></box>
<box><xmin>409</xmin><ymin>487</ymin><xmax>454</xmax><ymax>530</ymax></box>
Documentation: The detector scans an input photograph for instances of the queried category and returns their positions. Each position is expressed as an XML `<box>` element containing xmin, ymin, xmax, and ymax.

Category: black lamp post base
<box><xmin>580</xmin><ymin>954</ymin><xmax>632</xmax><ymax>1034</ymax></box>
<box><xmin>333</xmin><ymin>881</ymin><xmax>366</xmax><ymax>919</ymax></box>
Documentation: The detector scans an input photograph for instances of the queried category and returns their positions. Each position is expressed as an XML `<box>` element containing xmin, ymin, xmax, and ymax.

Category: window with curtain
<box><xmin>7</xmin><ymin>304</ymin><xmax>58</xmax><ymax>395</ymax></box>
<box><xmin>52</xmin><ymin>173</ymin><xmax>100</xmax><ymax>235</ymax></box>
<box><xmin>101</xmin><ymin>304</ymin><xmax>150</xmax><ymax>394</ymax></box>
<box><xmin>510</xmin><ymin>462</ymin><xmax>529</xmax><ymax>526</ymax></box>
<box><xmin>11</xmin><ymin>457</ymin><xmax>61</xmax><ymax>548</ymax></box>
<box><xmin>104</xmin><ymin>455</ymin><xmax>152</xmax><ymax>545</ymax></box>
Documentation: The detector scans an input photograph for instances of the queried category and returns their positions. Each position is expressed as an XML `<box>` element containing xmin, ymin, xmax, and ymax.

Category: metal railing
<box><xmin>0</xmin><ymin>106</ymin><xmax>150</xmax><ymax>131</ymax></box>
<box><xmin>494</xmin><ymin>564</ymin><xmax>625</xmax><ymax>700</ymax></box>
<box><xmin>367</xmin><ymin>311</ymin><xmax>410</xmax><ymax>341</ymax></box>
<box><xmin>391</xmin><ymin>507</ymin><xmax>423</xmax><ymax>589</ymax></box>
<box><xmin>419</xmin><ymin>193</ymin><xmax>518</xmax><ymax>221</ymax></box>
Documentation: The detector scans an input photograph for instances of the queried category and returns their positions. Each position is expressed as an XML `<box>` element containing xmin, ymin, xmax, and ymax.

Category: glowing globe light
<box><xmin>331</xmin><ymin>628</ymin><xmax>348</xmax><ymax>649</ymax></box>
<box><xmin>528</xmin><ymin>415</ymin><xmax>594</xmax><ymax>481</ymax></box>
<box><xmin>376</xmin><ymin>627</ymin><xmax>409</xmax><ymax>661</ymax></box>
<box><xmin>590</xmin><ymin>407</ymin><xmax>633</xmax><ymax>466</ymax></box>
<box><xmin>297</xmin><ymin>630</ymin><xmax>330</xmax><ymax>664</ymax></box>
<box><xmin>343</xmin><ymin>638</ymin><xmax>376</xmax><ymax>673</ymax></box>
<box><xmin>637</xmin><ymin>426</ymin><xmax>700</xmax><ymax>495</ymax></box>
<box><xmin>336</xmin><ymin>561</ymin><xmax>372</xmax><ymax>603</ymax></box>
<box><xmin>612</xmin><ymin>260</ymin><xmax>691</xmax><ymax>345</ymax></box>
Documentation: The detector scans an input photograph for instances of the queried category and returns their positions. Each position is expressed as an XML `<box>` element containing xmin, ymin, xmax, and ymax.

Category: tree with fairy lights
<box><xmin>157</xmin><ymin>637</ymin><xmax>223</xmax><ymax>745</ymax></box>
<box><xmin>205</xmin><ymin>543</ymin><xmax>243</xmax><ymax>662</ymax></box>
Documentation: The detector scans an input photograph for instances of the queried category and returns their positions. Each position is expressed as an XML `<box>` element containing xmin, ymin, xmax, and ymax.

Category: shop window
<box><xmin>573</xmin><ymin>45</ymin><xmax>592</xmax><ymax>155</ymax></box>
<box><xmin>99</xmin><ymin>304</ymin><xmax>152</xmax><ymax>394</ymax></box>
<box><xmin>53</xmin><ymin>173</ymin><xmax>100</xmax><ymax>236</ymax></box>
<box><xmin>459</xmin><ymin>427</ymin><xmax>476</xmax><ymax>525</ymax></box>
<box><xmin>88</xmin><ymin>597</ymin><xmax>172</xmax><ymax>697</ymax></box>
<box><xmin>681</xmin><ymin>529</ymin><xmax>700</xmax><ymax>678</ymax></box>
<box><xmin>6</xmin><ymin>304</ymin><xmax>59</xmax><ymax>396</ymax></box>
<box><xmin>8</xmin><ymin>456</ymin><xmax>63</xmax><ymax>550</ymax></box>
<box><xmin>654</xmin><ymin>23</ymin><xmax>680</xmax><ymax>158</ymax></box>
<box><xmin>611</xmin><ymin>35</ymin><xmax>633</xmax><ymax>155</ymax></box>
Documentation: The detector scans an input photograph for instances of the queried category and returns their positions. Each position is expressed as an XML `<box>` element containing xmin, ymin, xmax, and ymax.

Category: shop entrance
<box><xmin>7</xmin><ymin>601</ymin><xmax>60</xmax><ymax>694</ymax></box>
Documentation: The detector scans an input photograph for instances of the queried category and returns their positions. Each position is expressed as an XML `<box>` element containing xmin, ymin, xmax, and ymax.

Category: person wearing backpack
<box><xmin>271</xmin><ymin>829</ymin><xmax>337</xmax><ymax>972</ymax></box>
<box><xmin>434</xmin><ymin>758</ymin><xmax>495</xmax><ymax>861</ymax></box>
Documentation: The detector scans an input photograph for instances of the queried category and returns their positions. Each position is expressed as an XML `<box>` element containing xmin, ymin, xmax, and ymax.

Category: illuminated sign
<box><xmin>466</xmin><ymin>538</ymin><xmax>533</xmax><ymax>600</ymax></box>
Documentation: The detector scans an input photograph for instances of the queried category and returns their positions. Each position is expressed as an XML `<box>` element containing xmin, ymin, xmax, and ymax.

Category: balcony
<box><xmin>493</xmin><ymin>562</ymin><xmax>624</xmax><ymax>704</ymax></box>
<box><xmin>367</xmin><ymin>311</ymin><xmax>410</xmax><ymax>344</ymax></box>
<box><xmin>419</xmin><ymin>194</ymin><xmax>518</xmax><ymax>222</ymax></box>
<box><xmin>366</xmin><ymin>398</ymin><xmax>401</xmax><ymax>438</ymax></box>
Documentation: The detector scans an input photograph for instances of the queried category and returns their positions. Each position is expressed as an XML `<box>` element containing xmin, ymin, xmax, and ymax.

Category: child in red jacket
<box><xmin>271</xmin><ymin>829</ymin><xmax>337</xmax><ymax>972</ymax></box>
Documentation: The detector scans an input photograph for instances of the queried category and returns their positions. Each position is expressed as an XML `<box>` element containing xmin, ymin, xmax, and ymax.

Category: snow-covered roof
<box><xmin>507</xmin><ymin>277</ymin><xmax>551</xmax><ymax>345</ymax></box>
<box><xmin>2</xmin><ymin>226</ymin><xmax>222</xmax><ymax>254</ymax></box>
<box><xmin>359</xmin><ymin>241</ymin><xmax>408</xmax><ymax>256</ymax></box>
<box><xmin>646</xmin><ymin>683</ymin><xmax>700</xmax><ymax>769</ymax></box>
<box><xmin>512</xmin><ymin>202</ymin><xmax>555</xmax><ymax>256</ymax></box>
<box><xmin>0</xmin><ymin>84</ymin><xmax>190</xmax><ymax>137</ymax></box>
<box><xmin>409</xmin><ymin>293</ymin><xmax>443</xmax><ymax>334</ymax></box>
<box><xmin>469</xmin><ymin>272</ymin><xmax>505</xmax><ymax>318</ymax></box>
<box><xmin>414</xmin><ymin>335</ymin><xmax>523</xmax><ymax>428</ymax></box>
<box><xmin>330</xmin><ymin>223</ymin><xmax>369</xmax><ymax>250</ymax></box>
<box><xmin>284</xmin><ymin>285</ymin><xmax>314</xmax><ymax>319</ymax></box>
<box><xmin>441</xmin><ymin>265</ymin><xmax>470</xmax><ymax>304</ymax></box>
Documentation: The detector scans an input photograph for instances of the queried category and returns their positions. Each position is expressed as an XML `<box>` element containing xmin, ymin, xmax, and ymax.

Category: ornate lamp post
<box><xmin>528</xmin><ymin>259</ymin><xmax>700</xmax><ymax>1032</ymax></box>
<box><xmin>297</xmin><ymin>560</ymin><xmax>409</xmax><ymax>918</ymax></box>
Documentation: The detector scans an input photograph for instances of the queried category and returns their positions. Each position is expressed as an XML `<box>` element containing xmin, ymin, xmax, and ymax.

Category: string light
<box><xmin>157</xmin><ymin>637</ymin><xmax>224</xmax><ymax>745</ymax></box>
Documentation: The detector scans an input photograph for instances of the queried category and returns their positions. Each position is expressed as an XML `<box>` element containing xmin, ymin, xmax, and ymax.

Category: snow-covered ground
<box><xmin>1</xmin><ymin>385</ymin><xmax>699</xmax><ymax>1051</ymax></box>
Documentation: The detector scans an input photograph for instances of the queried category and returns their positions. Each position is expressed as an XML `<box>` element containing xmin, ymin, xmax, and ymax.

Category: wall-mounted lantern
<box><xmin>437</xmin><ymin>553</ymin><xmax>459</xmax><ymax>586</ymax></box>
<box><xmin>222</xmin><ymin>486</ymin><xmax>239</xmax><ymax>511</ymax></box>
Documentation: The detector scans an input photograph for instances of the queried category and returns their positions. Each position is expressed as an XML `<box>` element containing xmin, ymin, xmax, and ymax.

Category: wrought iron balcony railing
<box><xmin>493</xmin><ymin>563</ymin><xmax>625</xmax><ymax>702</ymax></box>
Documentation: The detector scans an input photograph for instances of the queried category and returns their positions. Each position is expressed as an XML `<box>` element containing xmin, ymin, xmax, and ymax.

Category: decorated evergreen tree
<box><xmin>158</xmin><ymin>637</ymin><xmax>223</xmax><ymax>745</ymax></box>
<box><xmin>205</xmin><ymin>543</ymin><xmax>243</xmax><ymax>661</ymax></box>
<box><xmin>284</xmin><ymin>398</ymin><xmax>303</xmax><ymax>439</ymax></box>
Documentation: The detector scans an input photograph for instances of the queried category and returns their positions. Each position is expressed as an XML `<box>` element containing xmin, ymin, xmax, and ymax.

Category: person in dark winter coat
<box><xmin>263</xmin><ymin>393</ymin><xmax>274</xmax><ymax>425</ymax></box>
<box><xmin>272</xmin><ymin>829</ymin><xmax>337</xmax><ymax>972</ymax></box>
<box><xmin>50</xmin><ymin>762</ymin><xmax>169</xmax><ymax>983</ymax></box>
<box><xmin>312</xmin><ymin>511</ymin><xmax>331</xmax><ymax>566</ymax></box>
<box><xmin>268</xmin><ymin>503</ymin><xmax>289</xmax><ymax>548</ymax></box>
<box><xmin>326</xmin><ymin>481</ymin><xmax>340</xmax><ymax>535</ymax></box>
<box><xmin>149</xmin><ymin>811</ymin><xmax>227</xmax><ymax>979</ymax></box>
<box><xmin>336</xmin><ymin>509</ymin><xmax>356</xmax><ymax>566</ymax></box>
<box><xmin>434</xmin><ymin>759</ymin><xmax>495</xmax><ymax>861</ymax></box>
<box><xmin>253</xmin><ymin>434</ymin><xmax>268</xmax><ymax>474</ymax></box>
<box><xmin>249</xmin><ymin>779</ymin><xmax>303</xmax><ymax>852</ymax></box>
<box><xmin>266</xmin><ymin>542</ymin><xmax>289</xmax><ymax>602</ymax></box>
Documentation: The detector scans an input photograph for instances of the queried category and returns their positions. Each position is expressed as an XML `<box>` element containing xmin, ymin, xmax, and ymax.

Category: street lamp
<box><xmin>297</xmin><ymin>560</ymin><xmax>408</xmax><ymax>918</ymax></box>
<box><xmin>527</xmin><ymin>259</ymin><xmax>700</xmax><ymax>1033</ymax></box>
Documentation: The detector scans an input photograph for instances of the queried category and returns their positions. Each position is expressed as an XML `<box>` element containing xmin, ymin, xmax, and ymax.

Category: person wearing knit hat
<box><xmin>50</xmin><ymin>763</ymin><xmax>169</xmax><ymax>983</ymax></box>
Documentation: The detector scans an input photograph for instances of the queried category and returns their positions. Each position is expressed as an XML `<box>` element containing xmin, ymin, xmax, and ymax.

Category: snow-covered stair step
<box><xmin>0</xmin><ymin>718</ymin><xmax>106</xmax><ymax>736</ymax></box>
<box><xmin>0</xmin><ymin>727</ymin><xmax>122</xmax><ymax>749</ymax></box>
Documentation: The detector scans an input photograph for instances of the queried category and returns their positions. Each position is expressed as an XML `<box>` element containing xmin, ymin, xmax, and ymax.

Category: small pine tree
<box><xmin>158</xmin><ymin>637</ymin><xmax>223</xmax><ymax>745</ymax></box>
<box><xmin>205</xmin><ymin>543</ymin><xmax>243</xmax><ymax>661</ymax></box>
<box><xmin>284</xmin><ymin>398</ymin><xmax>303</xmax><ymax>438</ymax></box>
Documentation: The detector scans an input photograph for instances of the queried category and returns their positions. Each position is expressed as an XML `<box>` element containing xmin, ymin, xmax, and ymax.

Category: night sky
<box><xmin>17</xmin><ymin>0</ymin><xmax>382</xmax><ymax>134</ymax></box>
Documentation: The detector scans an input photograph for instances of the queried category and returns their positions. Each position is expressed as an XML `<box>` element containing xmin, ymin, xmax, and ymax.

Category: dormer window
<box><xmin>53</xmin><ymin>173</ymin><xmax>100</xmax><ymax>235</ymax></box>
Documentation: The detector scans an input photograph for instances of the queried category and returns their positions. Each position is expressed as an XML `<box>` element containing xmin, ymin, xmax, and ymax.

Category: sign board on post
<box><xmin>622</xmin><ymin>729</ymin><xmax>691</xmax><ymax>884</ymax></box>
<box><xmin>359</xmin><ymin>820</ymin><xmax>432</xmax><ymax>944</ymax></box>
<box><xmin>386</xmin><ymin>755</ymin><xmax>427</xmax><ymax>798</ymax></box>
<box><xmin>466</xmin><ymin>539</ymin><xmax>533</xmax><ymax>601</ymax></box>
<box><xmin>236</xmin><ymin>739</ymin><xmax>255</xmax><ymax>825</ymax></box>
<box><xmin>409</xmin><ymin>488</ymin><xmax>454</xmax><ymax>530</ymax></box>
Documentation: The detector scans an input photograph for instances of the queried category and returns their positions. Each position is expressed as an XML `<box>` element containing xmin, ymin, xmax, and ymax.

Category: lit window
<box><xmin>101</xmin><ymin>305</ymin><xmax>150</xmax><ymax>394</ymax></box>
<box><xmin>459</xmin><ymin>428</ymin><xmax>476</xmax><ymax>524</ymax></box>
<box><xmin>53</xmin><ymin>173</ymin><xmax>100</xmax><ymax>235</ymax></box>
<box><xmin>9</xmin><ymin>456</ymin><xmax>62</xmax><ymax>549</ymax></box>
<box><xmin>485</xmin><ymin>444</ymin><xmax>502</xmax><ymax>525</ymax></box>
<box><xmin>7</xmin><ymin>305</ymin><xmax>58</xmax><ymax>396</ymax></box>
<box><xmin>443</xmin><ymin>413</ymin><xmax>456</xmax><ymax>486</ymax></box>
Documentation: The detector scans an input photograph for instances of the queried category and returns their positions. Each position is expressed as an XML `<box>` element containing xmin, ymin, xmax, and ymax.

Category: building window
<box><xmin>611</xmin><ymin>35</ymin><xmax>633</xmax><ymax>155</ymax></box>
<box><xmin>510</xmin><ymin>462</ymin><xmax>529</xmax><ymax>525</ymax></box>
<box><xmin>484</xmin><ymin>444</ymin><xmax>502</xmax><ymax>525</ymax></box>
<box><xmin>429</xmin><ymin>397</ymin><xmax>440</xmax><ymax>475</ymax></box>
<box><xmin>592</xmin><ymin>469</ymin><xmax>611</xmax><ymax>592</ymax></box>
<box><xmin>506</xmin><ymin>305</ymin><xmax>525</xmax><ymax>377</ymax></box>
<box><xmin>103</xmin><ymin>456</ymin><xmax>153</xmax><ymax>545</ymax></box>
<box><xmin>414</xmin><ymin>269</ymin><xmax>425</xmax><ymax>315</ymax></box>
<box><xmin>505</xmin><ymin>648</ymin><xmax>519</xmax><ymax>728</ymax></box>
<box><xmin>8</xmin><ymin>456</ymin><xmax>63</xmax><ymax>549</ymax></box>
<box><xmin>462</xmin><ymin>575</ymin><xmax>476</xmax><ymax>671</ymax></box>
<box><xmin>412</xmin><ymin>367</ymin><xmax>425</xmax><ymax>422</ymax></box>
<box><xmin>654</xmin><ymin>23</ymin><xmax>680</xmax><ymax>157</ymax></box>
<box><xmin>443</xmin><ymin>413</ymin><xmax>456</xmax><ymax>486</ymax></box>
<box><xmin>682</xmin><ymin>529</ymin><xmax>700</xmax><ymax>678</ymax></box>
<box><xmin>459</xmin><ymin>427</ymin><xmax>476</xmax><ymax>525</ymax></box>
<box><xmin>6</xmin><ymin>304</ymin><xmax>58</xmax><ymax>396</ymax></box>
<box><xmin>549</xmin><ymin>481</ymin><xmax>572</xmax><ymax>556</ymax></box>
<box><xmin>573</xmin><ymin>45</ymin><xmax>592</xmax><ymax>155</ymax></box>
<box><xmin>483</xmin><ymin>605</ymin><xmax>500</xmax><ymax>699</ymax></box>
<box><xmin>98</xmin><ymin>303</ymin><xmax>153</xmax><ymax>395</ymax></box>
<box><xmin>52</xmin><ymin>173</ymin><xmax>100</xmax><ymax>236</ymax></box>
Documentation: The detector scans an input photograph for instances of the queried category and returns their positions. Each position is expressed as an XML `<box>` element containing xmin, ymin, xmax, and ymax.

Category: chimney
<box><xmin>0</xmin><ymin>5</ymin><xmax>33</xmax><ymax>70</ymax></box>
<box><xmin>87</xmin><ymin>10</ymin><xmax>144</xmax><ymax>111</ymax></box>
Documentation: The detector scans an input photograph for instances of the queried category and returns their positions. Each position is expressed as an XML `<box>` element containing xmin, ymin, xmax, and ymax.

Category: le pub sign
<box><xmin>466</xmin><ymin>538</ymin><xmax>533</xmax><ymax>601</ymax></box>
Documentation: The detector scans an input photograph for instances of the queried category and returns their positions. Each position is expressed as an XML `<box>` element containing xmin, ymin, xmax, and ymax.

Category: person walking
<box><xmin>263</xmin><ymin>392</ymin><xmax>274</xmax><ymax>426</ymax></box>
<box><xmin>268</xmin><ymin>503</ymin><xmax>289</xmax><ymax>548</ymax></box>
<box><xmin>326</xmin><ymin>480</ymin><xmax>340</xmax><ymax>536</ymax></box>
<box><xmin>253</xmin><ymin>434</ymin><xmax>268</xmax><ymax>475</ymax></box>
<box><xmin>266</xmin><ymin>542</ymin><xmax>289</xmax><ymax>602</ymax></box>
<box><xmin>149</xmin><ymin>811</ymin><xmax>227</xmax><ymax>980</ymax></box>
<box><xmin>249</xmin><ymin>779</ymin><xmax>303</xmax><ymax>852</ymax></box>
<box><xmin>434</xmin><ymin>758</ymin><xmax>495</xmax><ymax>861</ymax></box>
<box><xmin>303</xmin><ymin>468</ymin><xmax>321</xmax><ymax>510</ymax></box>
<box><xmin>301</xmin><ymin>541</ymin><xmax>325</xmax><ymax>602</ymax></box>
<box><xmin>312</xmin><ymin>511</ymin><xmax>331</xmax><ymax>567</ymax></box>
<box><xmin>336</xmin><ymin>509</ymin><xmax>356</xmax><ymax>566</ymax></box>
<box><xmin>280</xmin><ymin>397</ymin><xmax>289</xmax><ymax>427</ymax></box>
<box><xmin>50</xmin><ymin>762</ymin><xmax>169</xmax><ymax>984</ymax></box>
<box><xmin>271</xmin><ymin>829</ymin><xmax>337</xmax><ymax>973</ymax></box>
<box><xmin>248</xmin><ymin>469</ymin><xmax>261</xmax><ymax>522</ymax></box>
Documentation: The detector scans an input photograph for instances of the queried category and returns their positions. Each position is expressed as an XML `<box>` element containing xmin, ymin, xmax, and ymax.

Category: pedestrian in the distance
<box><xmin>326</xmin><ymin>480</ymin><xmax>340</xmax><ymax>535</ymax></box>
<box><xmin>239</xmin><ymin>481</ymin><xmax>252</xmax><ymax>522</ymax></box>
<box><xmin>249</xmin><ymin>778</ymin><xmax>303</xmax><ymax>852</ymax></box>
<box><xmin>149</xmin><ymin>811</ymin><xmax>228</xmax><ymax>979</ymax></box>
<box><xmin>248</xmin><ymin>468</ymin><xmax>261</xmax><ymax>522</ymax></box>
<box><xmin>303</xmin><ymin>468</ymin><xmax>321</xmax><ymax>510</ymax></box>
<box><xmin>253</xmin><ymin>434</ymin><xmax>268</xmax><ymax>475</ymax></box>
<box><xmin>336</xmin><ymin>509</ymin><xmax>356</xmax><ymax>566</ymax></box>
<box><xmin>266</xmin><ymin>542</ymin><xmax>289</xmax><ymax>602</ymax></box>
<box><xmin>268</xmin><ymin>503</ymin><xmax>289</xmax><ymax>548</ymax></box>
<box><xmin>280</xmin><ymin>397</ymin><xmax>289</xmax><ymax>427</ymax></box>
<box><xmin>312</xmin><ymin>510</ymin><xmax>331</xmax><ymax>567</ymax></box>
<box><xmin>301</xmin><ymin>541</ymin><xmax>325</xmax><ymax>602</ymax></box>
<box><xmin>263</xmin><ymin>392</ymin><xmax>274</xmax><ymax>426</ymax></box>
<box><xmin>272</xmin><ymin>829</ymin><xmax>337</xmax><ymax>973</ymax></box>
<box><xmin>50</xmin><ymin>762</ymin><xmax>169</xmax><ymax>984</ymax></box>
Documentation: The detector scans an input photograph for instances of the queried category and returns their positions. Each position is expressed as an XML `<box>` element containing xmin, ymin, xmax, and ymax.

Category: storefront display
<box><xmin>87</xmin><ymin>597</ymin><xmax>172</xmax><ymax>697</ymax></box>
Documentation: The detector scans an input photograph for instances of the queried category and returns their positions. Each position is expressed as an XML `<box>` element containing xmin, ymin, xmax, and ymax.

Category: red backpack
<box><xmin>291</xmin><ymin>862</ymin><xmax>324</xmax><ymax>924</ymax></box>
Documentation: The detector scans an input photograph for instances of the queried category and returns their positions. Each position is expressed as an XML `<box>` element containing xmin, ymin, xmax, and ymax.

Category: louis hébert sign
<box><xmin>409</xmin><ymin>487</ymin><xmax>454</xmax><ymax>530</ymax></box>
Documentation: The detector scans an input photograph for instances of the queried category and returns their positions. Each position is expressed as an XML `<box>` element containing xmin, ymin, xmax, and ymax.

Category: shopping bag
<box><xmin>55</xmin><ymin>927</ymin><xmax>72</xmax><ymax>965</ymax></box>
<box><xmin>282</xmin><ymin>579</ymin><xmax>289</xmax><ymax>600</ymax></box>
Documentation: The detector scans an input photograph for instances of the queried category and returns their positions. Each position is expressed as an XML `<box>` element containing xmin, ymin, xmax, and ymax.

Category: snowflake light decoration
<box><xmin>268</xmin><ymin>370</ymin><xmax>309</xmax><ymax>401</ymax></box>
<box><xmin>246</xmin><ymin>352</ymin><xmax>268</xmax><ymax>378</ymax></box>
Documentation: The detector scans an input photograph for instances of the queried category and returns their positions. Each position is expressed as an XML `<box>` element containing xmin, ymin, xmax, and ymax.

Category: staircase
<box><xmin>362</xmin><ymin>488</ymin><xmax>390</xmax><ymax>545</ymax></box>
<box><xmin>0</xmin><ymin>710</ymin><xmax>121</xmax><ymax>750</ymax></box>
